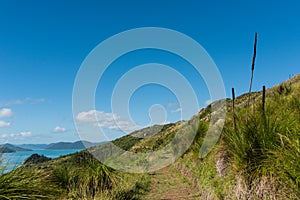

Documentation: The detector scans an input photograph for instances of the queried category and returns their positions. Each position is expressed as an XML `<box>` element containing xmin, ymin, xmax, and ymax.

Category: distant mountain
<box><xmin>46</xmin><ymin>141</ymin><xmax>101</xmax><ymax>150</ymax></box>
<box><xmin>0</xmin><ymin>143</ymin><xmax>32</xmax><ymax>153</ymax></box>
<box><xmin>15</xmin><ymin>141</ymin><xmax>103</xmax><ymax>150</ymax></box>
<box><xmin>17</xmin><ymin>144</ymin><xmax>48</xmax><ymax>150</ymax></box>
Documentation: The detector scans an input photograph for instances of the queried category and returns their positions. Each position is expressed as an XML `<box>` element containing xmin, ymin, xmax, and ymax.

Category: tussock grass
<box><xmin>177</xmin><ymin>77</ymin><xmax>300</xmax><ymax>199</ymax></box>
<box><xmin>0</xmin><ymin>167</ymin><xmax>61</xmax><ymax>199</ymax></box>
<box><xmin>223</xmin><ymin>82</ymin><xmax>300</xmax><ymax>199</ymax></box>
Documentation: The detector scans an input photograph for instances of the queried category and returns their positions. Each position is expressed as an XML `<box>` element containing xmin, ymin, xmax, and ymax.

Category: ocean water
<box><xmin>0</xmin><ymin>149</ymin><xmax>83</xmax><ymax>173</ymax></box>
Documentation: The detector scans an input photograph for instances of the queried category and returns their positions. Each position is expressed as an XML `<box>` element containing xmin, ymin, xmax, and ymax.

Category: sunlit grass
<box><xmin>0</xmin><ymin>76</ymin><xmax>299</xmax><ymax>199</ymax></box>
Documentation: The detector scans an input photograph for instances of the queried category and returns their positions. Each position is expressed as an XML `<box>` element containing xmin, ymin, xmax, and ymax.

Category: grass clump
<box><xmin>0</xmin><ymin>167</ymin><xmax>62</xmax><ymax>199</ymax></box>
<box><xmin>223</xmin><ymin>87</ymin><xmax>300</xmax><ymax>199</ymax></box>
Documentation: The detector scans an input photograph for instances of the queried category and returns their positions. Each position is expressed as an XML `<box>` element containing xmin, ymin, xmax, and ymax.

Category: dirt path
<box><xmin>143</xmin><ymin>165</ymin><xmax>200</xmax><ymax>200</ymax></box>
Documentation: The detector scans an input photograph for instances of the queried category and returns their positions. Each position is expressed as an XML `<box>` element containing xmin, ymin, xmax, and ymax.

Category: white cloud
<box><xmin>53</xmin><ymin>126</ymin><xmax>66</xmax><ymax>133</ymax></box>
<box><xmin>0</xmin><ymin>120</ymin><xmax>10</xmax><ymax>127</ymax></box>
<box><xmin>171</xmin><ymin>108</ymin><xmax>182</xmax><ymax>113</ymax></box>
<box><xmin>1</xmin><ymin>98</ymin><xmax>47</xmax><ymax>106</ymax></box>
<box><xmin>19</xmin><ymin>132</ymin><xmax>32</xmax><ymax>137</ymax></box>
<box><xmin>0</xmin><ymin>131</ymin><xmax>32</xmax><ymax>139</ymax></box>
<box><xmin>76</xmin><ymin>110</ymin><xmax>140</xmax><ymax>132</ymax></box>
<box><xmin>0</xmin><ymin>108</ymin><xmax>13</xmax><ymax>118</ymax></box>
<box><xmin>77</xmin><ymin>110</ymin><xmax>119</xmax><ymax>122</ymax></box>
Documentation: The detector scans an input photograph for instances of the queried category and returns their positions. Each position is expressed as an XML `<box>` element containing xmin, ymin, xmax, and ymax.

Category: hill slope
<box><xmin>0</xmin><ymin>74</ymin><xmax>299</xmax><ymax>199</ymax></box>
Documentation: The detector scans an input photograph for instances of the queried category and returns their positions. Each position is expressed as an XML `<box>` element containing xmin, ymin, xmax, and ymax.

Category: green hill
<box><xmin>0</xmin><ymin>75</ymin><xmax>299</xmax><ymax>199</ymax></box>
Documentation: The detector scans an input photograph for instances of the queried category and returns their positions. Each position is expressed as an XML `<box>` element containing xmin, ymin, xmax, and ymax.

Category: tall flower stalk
<box><xmin>246</xmin><ymin>32</ymin><xmax>258</xmax><ymax>123</ymax></box>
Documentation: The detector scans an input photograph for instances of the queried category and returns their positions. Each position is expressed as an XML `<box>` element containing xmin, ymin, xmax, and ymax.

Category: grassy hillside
<box><xmin>177</xmin><ymin>74</ymin><xmax>300</xmax><ymax>199</ymax></box>
<box><xmin>0</xmin><ymin>75</ymin><xmax>299</xmax><ymax>199</ymax></box>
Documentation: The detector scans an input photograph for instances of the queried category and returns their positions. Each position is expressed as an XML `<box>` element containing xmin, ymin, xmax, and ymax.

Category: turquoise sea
<box><xmin>0</xmin><ymin>149</ymin><xmax>83</xmax><ymax>173</ymax></box>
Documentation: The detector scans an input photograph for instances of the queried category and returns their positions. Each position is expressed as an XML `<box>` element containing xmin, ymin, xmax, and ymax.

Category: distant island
<box><xmin>45</xmin><ymin>141</ymin><xmax>101</xmax><ymax>150</ymax></box>
<box><xmin>0</xmin><ymin>141</ymin><xmax>103</xmax><ymax>153</ymax></box>
<box><xmin>0</xmin><ymin>143</ymin><xmax>32</xmax><ymax>153</ymax></box>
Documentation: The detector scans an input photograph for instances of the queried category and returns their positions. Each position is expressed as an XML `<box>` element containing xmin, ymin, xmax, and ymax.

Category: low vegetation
<box><xmin>179</xmin><ymin>75</ymin><xmax>300</xmax><ymax>199</ymax></box>
<box><xmin>0</xmin><ymin>75</ymin><xmax>299</xmax><ymax>199</ymax></box>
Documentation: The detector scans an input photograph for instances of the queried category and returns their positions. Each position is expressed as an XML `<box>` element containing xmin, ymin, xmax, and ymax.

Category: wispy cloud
<box><xmin>171</xmin><ymin>108</ymin><xmax>182</xmax><ymax>113</ymax></box>
<box><xmin>166</xmin><ymin>102</ymin><xmax>179</xmax><ymax>108</ymax></box>
<box><xmin>29</xmin><ymin>98</ymin><xmax>47</xmax><ymax>104</ymax></box>
<box><xmin>76</xmin><ymin>110</ymin><xmax>140</xmax><ymax>132</ymax></box>
<box><xmin>0</xmin><ymin>121</ymin><xmax>10</xmax><ymax>127</ymax></box>
<box><xmin>0</xmin><ymin>108</ymin><xmax>13</xmax><ymax>118</ymax></box>
<box><xmin>53</xmin><ymin>126</ymin><xmax>66</xmax><ymax>133</ymax></box>
<box><xmin>0</xmin><ymin>131</ymin><xmax>32</xmax><ymax>139</ymax></box>
<box><xmin>1</xmin><ymin>98</ymin><xmax>47</xmax><ymax>106</ymax></box>
<box><xmin>2</xmin><ymin>100</ymin><xmax>23</xmax><ymax>105</ymax></box>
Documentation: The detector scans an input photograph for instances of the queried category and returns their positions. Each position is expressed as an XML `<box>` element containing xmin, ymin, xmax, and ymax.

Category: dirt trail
<box><xmin>143</xmin><ymin>165</ymin><xmax>200</xmax><ymax>200</ymax></box>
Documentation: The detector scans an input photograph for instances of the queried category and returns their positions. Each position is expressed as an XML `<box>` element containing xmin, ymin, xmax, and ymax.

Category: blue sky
<box><xmin>0</xmin><ymin>0</ymin><xmax>299</xmax><ymax>144</ymax></box>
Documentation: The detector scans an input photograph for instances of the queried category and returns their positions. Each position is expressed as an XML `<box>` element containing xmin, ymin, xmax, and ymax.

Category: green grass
<box><xmin>174</xmin><ymin>76</ymin><xmax>300</xmax><ymax>199</ymax></box>
<box><xmin>0</xmin><ymin>167</ymin><xmax>62</xmax><ymax>199</ymax></box>
<box><xmin>220</xmin><ymin>78</ymin><xmax>300</xmax><ymax>199</ymax></box>
<box><xmin>0</xmin><ymin>75</ymin><xmax>299</xmax><ymax>199</ymax></box>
